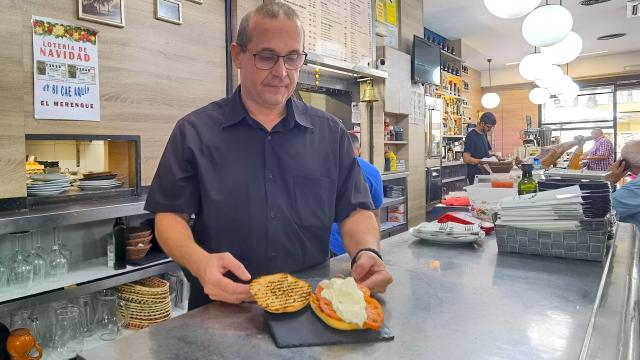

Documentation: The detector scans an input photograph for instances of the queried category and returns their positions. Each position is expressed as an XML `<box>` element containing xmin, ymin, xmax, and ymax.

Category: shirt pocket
<box><xmin>293</xmin><ymin>175</ymin><xmax>336</xmax><ymax>227</ymax></box>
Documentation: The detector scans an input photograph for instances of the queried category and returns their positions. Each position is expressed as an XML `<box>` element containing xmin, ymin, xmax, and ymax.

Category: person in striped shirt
<box><xmin>583</xmin><ymin>128</ymin><xmax>614</xmax><ymax>171</ymax></box>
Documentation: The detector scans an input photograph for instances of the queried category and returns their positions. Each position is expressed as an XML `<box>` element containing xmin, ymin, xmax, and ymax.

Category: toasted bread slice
<box><xmin>250</xmin><ymin>273</ymin><xmax>311</xmax><ymax>313</ymax></box>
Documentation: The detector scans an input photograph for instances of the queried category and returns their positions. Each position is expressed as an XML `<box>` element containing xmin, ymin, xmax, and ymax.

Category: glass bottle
<box><xmin>113</xmin><ymin>217</ymin><xmax>128</xmax><ymax>270</ymax></box>
<box><xmin>518</xmin><ymin>163</ymin><xmax>538</xmax><ymax>196</ymax></box>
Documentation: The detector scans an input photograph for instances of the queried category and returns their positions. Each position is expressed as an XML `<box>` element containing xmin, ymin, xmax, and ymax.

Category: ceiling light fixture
<box><xmin>540</xmin><ymin>31</ymin><xmax>583</xmax><ymax>65</ymax></box>
<box><xmin>522</xmin><ymin>5</ymin><xmax>573</xmax><ymax>47</ymax></box>
<box><xmin>597</xmin><ymin>33</ymin><xmax>626</xmax><ymax>40</ymax></box>
<box><xmin>519</xmin><ymin>52</ymin><xmax>552</xmax><ymax>81</ymax></box>
<box><xmin>579</xmin><ymin>0</ymin><xmax>612</xmax><ymax>5</ymax></box>
<box><xmin>481</xmin><ymin>59</ymin><xmax>501</xmax><ymax>109</ymax></box>
<box><xmin>484</xmin><ymin>0</ymin><xmax>541</xmax><ymax>19</ymax></box>
<box><xmin>578</xmin><ymin>0</ymin><xmax>611</xmax><ymax>6</ymax></box>
<box><xmin>529</xmin><ymin>87</ymin><xmax>550</xmax><ymax>104</ymax></box>
<box><xmin>534</xmin><ymin>64</ymin><xmax>563</xmax><ymax>88</ymax></box>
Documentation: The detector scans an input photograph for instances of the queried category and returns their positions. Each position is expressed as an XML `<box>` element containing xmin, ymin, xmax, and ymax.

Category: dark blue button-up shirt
<box><xmin>145</xmin><ymin>87</ymin><xmax>373</xmax><ymax>278</ymax></box>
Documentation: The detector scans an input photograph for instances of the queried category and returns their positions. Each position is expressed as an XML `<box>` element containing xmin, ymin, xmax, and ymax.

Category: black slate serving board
<box><xmin>263</xmin><ymin>279</ymin><xmax>394</xmax><ymax>348</ymax></box>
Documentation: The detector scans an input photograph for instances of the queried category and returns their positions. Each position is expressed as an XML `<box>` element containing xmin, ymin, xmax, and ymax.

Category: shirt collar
<box><xmin>223</xmin><ymin>86</ymin><xmax>313</xmax><ymax>129</ymax></box>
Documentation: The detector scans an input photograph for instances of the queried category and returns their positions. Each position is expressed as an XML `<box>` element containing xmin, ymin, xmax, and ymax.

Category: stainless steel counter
<box><xmin>79</xmin><ymin>225</ymin><xmax>638</xmax><ymax>360</ymax></box>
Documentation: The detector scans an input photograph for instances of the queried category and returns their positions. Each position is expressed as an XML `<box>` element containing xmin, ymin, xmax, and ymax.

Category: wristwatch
<box><xmin>350</xmin><ymin>248</ymin><xmax>383</xmax><ymax>269</ymax></box>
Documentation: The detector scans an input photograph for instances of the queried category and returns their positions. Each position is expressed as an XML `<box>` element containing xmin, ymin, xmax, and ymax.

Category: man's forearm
<box><xmin>155</xmin><ymin>212</ymin><xmax>208</xmax><ymax>278</ymax></box>
<box><xmin>586</xmin><ymin>155</ymin><xmax>608</xmax><ymax>161</ymax></box>
<box><xmin>340</xmin><ymin>209</ymin><xmax>380</xmax><ymax>256</ymax></box>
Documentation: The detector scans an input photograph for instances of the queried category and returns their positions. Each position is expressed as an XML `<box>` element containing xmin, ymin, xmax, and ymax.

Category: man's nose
<box><xmin>271</xmin><ymin>57</ymin><xmax>287</xmax><ymax>77</ymax></box>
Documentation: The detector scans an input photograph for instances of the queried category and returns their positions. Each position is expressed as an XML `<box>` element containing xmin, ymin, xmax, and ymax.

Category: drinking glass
<box><xmin>9</xmin><ymin>232</ymin><xmax>33</xmax><ymax>288</ymax></box>
<box><xmin>46</xmin><ymin>231</ymin><xmax>69</xmax><ymax>280</ymax></box>
<box><xmin>94</xmin><ymin>289</ymin><xmax>127</xmax><ymax>341</ymax></box>
<box><xmin>30</xmin><ymin>230</ymin><xmax>48</xmax><ymax>258</ymax></box>
<box><xmin>53</xmin><ymin>304</ymin><xmax>84</xmax><ymax>359</ymax></box>
<box><xmin>52</xmin><ymin>227</ymin><xmax>72</xmax><ymax>263</ymax></box>
<box><xmin>0</xmin><ymin>261</ymin><xmax>8</xmax><ymax>290</ymax></box>
<box><xmin>9</xmin><ymin>309</ymin><xmax>43</xmax><ymax>343</ymax></box>
<box><xmin>75</xmin><ymin>293</ymin><xmax>95</xmax><ymax>338</ymax></box>
<box><xmin>26</xmin><ymin>232</ymin><xmax>46</xmax><ymax>283</ymax></box>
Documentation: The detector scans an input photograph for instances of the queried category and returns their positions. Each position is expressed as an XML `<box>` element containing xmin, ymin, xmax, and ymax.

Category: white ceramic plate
<box><xmin>77</xmin><ymin>180</ymin><xmax>121</xmax><ymax>185</ymax></box>
<box><xmin>29</xmin><ymin>174</ymin><xmax>68</xmax><ymax>182</ymax></box>
<box><xmin>27</xmin><ymin>189</ymin><xmax>68</xmax><ymax>196</ymax></box>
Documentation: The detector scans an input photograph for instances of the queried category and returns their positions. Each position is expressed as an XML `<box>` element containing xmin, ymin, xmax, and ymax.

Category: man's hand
<box><xmin>351</xmin><ymin>251</ymin><xmax>393</xmax><ymax>293</ymax></box>
<box><xmin>195</xmin><ymin>252</ymin><xmax>253</xmax><ymax>304</ymax></box>
<box><xmin>605</xmin><ymin>160</ymin><xmax>627</xmax><ymax>183</ymax></box>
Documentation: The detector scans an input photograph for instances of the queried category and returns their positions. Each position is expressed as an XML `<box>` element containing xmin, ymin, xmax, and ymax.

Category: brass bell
<box><xmin>361</xmin><ymin>80</ymin><xmax>379</xmax><ymax>103</ymax></box>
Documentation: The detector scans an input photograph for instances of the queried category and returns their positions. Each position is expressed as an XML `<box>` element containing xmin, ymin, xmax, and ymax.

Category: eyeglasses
<box><xmin>248</xmin><ymin>50</ymin><xmax>307</xmax><ymax>70</ymax></box>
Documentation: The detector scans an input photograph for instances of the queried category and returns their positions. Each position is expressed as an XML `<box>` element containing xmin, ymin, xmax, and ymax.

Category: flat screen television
<box><xmin>412</xmin><ymin>35</ymin><xmax>441</xmax><ymax>85</ymax></box>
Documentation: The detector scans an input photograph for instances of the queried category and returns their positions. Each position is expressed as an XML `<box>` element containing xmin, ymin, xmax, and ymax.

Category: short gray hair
<box><xmin>236</xmin><ymin>2</ymin><xmax>305</xmax><ymax>50</ymax></box>
<box><xmin>621</xmin><ymin>140</ymin><xmax>640</xmax><ymax>172</ymax></box>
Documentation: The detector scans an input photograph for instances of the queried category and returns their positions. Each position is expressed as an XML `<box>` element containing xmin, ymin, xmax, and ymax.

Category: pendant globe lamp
<box><xmin>484</xmin><ymin>0</ymin><xmax>541</xmax><ymax>19</ymax></box>
<box><xmin>522</xmin><ymin>4</ymin><xmax>573</xmax><ymax>47</ymax></box>
<box><xmin>540</xmin><ymin>31</ymin><xmax>582</xmax><ymax>65</ymax></box>
<box><xmin>519</xmin><ymin>52</ymin><xmax>552</xmax><ymax>81</ymax></box>
<box><xmin>481</xmin><ymin>59</ymin><xmax>500</xmax><ymax>109</ymax></box>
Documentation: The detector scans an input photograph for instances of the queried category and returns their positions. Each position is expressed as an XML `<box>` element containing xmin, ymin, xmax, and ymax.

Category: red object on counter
<box><xmin>491</xmin><ymin>180</ymin><xmax>514</xmax><ymax>188</ymax></box>
<box><xmin>436</xmin><ymin>211</ymin><xmax>495</xmax><ymax>234</ymax></box>
<box><xmin>440</xmin><ymin>196</ymin><xmax>470</xmax><ymax>206</ymax></box>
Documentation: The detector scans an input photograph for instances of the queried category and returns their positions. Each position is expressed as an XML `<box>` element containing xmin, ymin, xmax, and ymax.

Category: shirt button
<box><xmin>269</xmin><ymin>211</ymin><xmax>277</xmax><ymax>219</ymax></box>
<box><xmin>267</xmin><ymin>173</ymin><xmax>274</xmax><ymax>179</ymax></box>
<box><xmin>267</xmin><ymin>135</ymin><xmax>272</xmax><ymax>140</ymax></box>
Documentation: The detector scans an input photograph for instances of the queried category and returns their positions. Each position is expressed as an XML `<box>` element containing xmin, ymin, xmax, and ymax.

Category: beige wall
<box><xmin>400</xmin><ymin>0</ymin><xmax>426</xmax><ymax>226</ymax></box>
<box><xmin>0</xmin><ymin>0</ymin><xmax>226</xmax><ymax>199</ymax></box>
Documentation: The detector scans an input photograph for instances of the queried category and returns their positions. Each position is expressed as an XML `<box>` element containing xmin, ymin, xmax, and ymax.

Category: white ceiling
<box><xmin>423</xmin><ymin>0</ymin><xmax>640</xmax><ymax>71</ymax></box>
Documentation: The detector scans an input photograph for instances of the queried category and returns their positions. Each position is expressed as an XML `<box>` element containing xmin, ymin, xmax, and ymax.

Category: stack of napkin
<box><xmin>496</xmin><ymin>186</ymin><xmax>585</xmax><ymax>230</ymax></box>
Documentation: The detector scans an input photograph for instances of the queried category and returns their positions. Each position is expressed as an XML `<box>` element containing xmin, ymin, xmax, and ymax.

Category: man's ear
<box><xmin>230</xmin><ymin>43</ymin><xmax>243</xmax><ymax>69</ymax></box>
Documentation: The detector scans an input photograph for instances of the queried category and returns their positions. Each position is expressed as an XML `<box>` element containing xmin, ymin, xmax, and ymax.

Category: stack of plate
<box><xmin>77</xmin><ymin>173</ymin><xmax>122</xmax><ymax>191</ymax></box>
<box><xmin>538</xmin><ymin>178</ymin><xmax>611</xmax><ymax>218</ymax></box>
<box><xmin>27</xmin><ymin>174</ymin><xmax>71</xmax><ymax>196</ymax></box>
<box><xmin>118</xmin><ymin>276</ymin><xmax>172</xmax><ymax>329</ymax></box>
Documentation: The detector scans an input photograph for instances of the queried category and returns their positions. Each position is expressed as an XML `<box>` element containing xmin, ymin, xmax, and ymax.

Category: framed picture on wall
<box><xmin>78</xmin><ymin>0</ymin><xmax>125</xmax><ymax>28</ymax></box>
<box><xmin>156</xmin><ymin>0</ymin><xmax>183</xmax><ymax>25</ymax></box>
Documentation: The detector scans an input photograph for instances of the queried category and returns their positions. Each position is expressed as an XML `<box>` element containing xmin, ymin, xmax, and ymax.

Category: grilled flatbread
<box><xmin>250</xmin><ymin>273</ymin><xmax>311</xmax><ymax>313</ymax></box>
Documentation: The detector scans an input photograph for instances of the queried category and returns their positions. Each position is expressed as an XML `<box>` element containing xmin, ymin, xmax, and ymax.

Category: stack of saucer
<box><xmin>27</xmin><ymin>174</ymin><xmax>71</xmax><ymax>196</ymax></box>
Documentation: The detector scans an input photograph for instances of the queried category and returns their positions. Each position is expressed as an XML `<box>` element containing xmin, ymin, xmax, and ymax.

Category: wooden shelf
<box><xmin>462</xmin><ymin>105</ymin><xmax>472</xmax><ymax>109</ymax></box>
<box><xmin>384</xmin><ymin>141</ymin><xmax>408</xmax><ymax>145</ymax></box>
<box><xmin>440</xmin><ymin>50</ymin><xmax>462</xmax><ymax>62</ymax></box>
<box><xmin>435</xmin><ymin>91</ymin><xmax>463</xmax><ymax>100</ymax></box>
<box><xmin>442</xmin><ymin>72</ymin><xmax>462</xmax><ymax>81</ymax></box>
<box><xmin>442</xmin><ymin>135</ymin><xmax>464</xmax><ymax>138</ymax></box>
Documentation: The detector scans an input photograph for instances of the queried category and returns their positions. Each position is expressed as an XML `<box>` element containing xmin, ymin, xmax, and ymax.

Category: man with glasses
<box><xmin>463</xmin><ymin>112</ymin><xmax>497</xmax><ymax>184</ymax></box>
<box><xmin>145</xmin><ymin>2</ymin><xmax>392</xmax><ymax>309</ymax></box>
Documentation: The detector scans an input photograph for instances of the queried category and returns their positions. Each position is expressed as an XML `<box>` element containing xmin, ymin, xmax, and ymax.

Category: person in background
<box><xmin>605</xmin><ymin>140</ymin><xmax>640</xmax><ymax>229</ymax></box>
<box><xmin>583</xmin><ymin>128</ymin><xmax>614</xmax><ymax>171</ymax></box>
<box><xmin>463</xmin><ymin>112</ymin><xmax>497</xmax><ymax>184</ymax></box>
<box><xmin>145</xmin><ymin>2</ymin><xmax>392</xmax><ymax>309</ymax></box>
<box><xmin>330</xmin><ymin>133</ymin><xmax>384</xmax><ymax>256</ymax></box>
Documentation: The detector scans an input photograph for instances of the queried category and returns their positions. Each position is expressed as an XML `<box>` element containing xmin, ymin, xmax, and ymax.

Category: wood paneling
<box><xmin>0</xmin><ymin>0</ymin><xmax>226</xmax><ymax>198</ymax></box>
<box><xmin>399</xmin><ymin>0</ymin><xmax>423</xmax><ymax>55</ymax></box>
<box><xmin>482</xmin><ymin>85</ymin><xmax>539</xmax><ymax>157</ymax></box>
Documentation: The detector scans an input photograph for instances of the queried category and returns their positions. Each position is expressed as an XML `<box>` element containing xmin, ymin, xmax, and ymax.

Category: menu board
<box><xmin>282</xmin><ymin>0</ymin><xmax>373</xmax><ymax>67</ymax></box>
